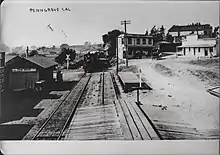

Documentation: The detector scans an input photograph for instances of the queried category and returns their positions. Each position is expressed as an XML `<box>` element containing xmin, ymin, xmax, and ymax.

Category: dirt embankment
<box><xmin>154</xmin><ymin>63</ymin><xmax>177</xmax><ymax>77</ymax></box>
<box><xmin>128</xmin><ymin>58</ymin><xmax>219</xmax><ymax>139</ymax></box>
<box><xmin>187</xmin><ymin>69</ymin><xmax>219</xmax><ymax>86</ymax></box>
<box><xmin>188</xmin><ymin>58</ymin><xmax>219</xmax><ymax>68</ymax></box>
<box><xmin>152</xmin><ymin>57</ymin><xmax>219</xmax><ymax>87</ymax></box>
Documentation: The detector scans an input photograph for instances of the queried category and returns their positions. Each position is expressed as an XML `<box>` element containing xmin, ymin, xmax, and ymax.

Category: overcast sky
<box><xmin>1</xmin><ymin>0</ymin><xmax>219</xmax><ymax>48</ymax></box>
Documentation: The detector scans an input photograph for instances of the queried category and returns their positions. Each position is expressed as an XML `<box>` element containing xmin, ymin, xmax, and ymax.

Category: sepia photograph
<box><xmin>0</xmin><ymin>0</ymin><xmax>219</xmax><ymax>153</ymax></box>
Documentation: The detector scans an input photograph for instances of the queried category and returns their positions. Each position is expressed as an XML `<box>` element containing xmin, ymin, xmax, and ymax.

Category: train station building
<box><xmin>4</xmin><ymin>56</ymin><xmax>58</xmax><ymax>91</ymax></box>
<box><xmin>0</xmin><ymin>51</ymin><xmax>5</xmax><ymax>94</ymax></box>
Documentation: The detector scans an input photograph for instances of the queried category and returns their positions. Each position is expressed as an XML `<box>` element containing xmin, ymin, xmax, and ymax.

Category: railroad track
<box><xmin>31</xmin><ymin>71</ymin><xmax>161</xmax><ymax>140</ymax></box>
<box><xmin>110</xmin><ymin>72</ymin><xmax>162</xmax><ymax>140</ymax></box>
<box><xmin>31</xmin><ymin>73</ymin><xmax>92</xmax><ymax>140</ymax></box>
<box><xmin>63</xmin><ymin>72</ymin><xmax>124</xmax><ymax>140</ymax></box>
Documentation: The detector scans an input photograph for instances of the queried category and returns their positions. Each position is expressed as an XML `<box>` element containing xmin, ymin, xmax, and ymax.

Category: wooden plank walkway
<box><xmin>64</xmin><ymin>72</ymin><xmax>124</xmax><ymax>140</ymax></box>
<box><xmin>113</xmin><ymin>73</ymin><xmax>160</xmax><ymax>140</ymax></box>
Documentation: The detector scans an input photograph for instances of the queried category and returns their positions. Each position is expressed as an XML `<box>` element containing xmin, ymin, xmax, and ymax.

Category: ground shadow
<box><xmin>51</xmin><ymin>81</ymin><xmax>77</xmax><ymax>91</ymax></box>
<box><xmin>0</xmin><ymin>124</ymin><xmax>33</xmax><ymax>140</ymax></box>
<box><xmin>0</xmin><ymin>89</ymin><xmax>43</xmax><ymax>124</ymax></box>
<box><xmin>42</xmin><ymin>93</ymin><xmax>62</xmax><ymax>99</ymax></box>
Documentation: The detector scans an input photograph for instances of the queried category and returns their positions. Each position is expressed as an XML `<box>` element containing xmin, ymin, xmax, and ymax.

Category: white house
<box><xmin>168</xmin><ymin>24</ymin><xmax>213</xmax><ymax>43</ymax></box>
<box><xmin>177</xmin><ymin>34</ymin><xmax>218</xmax><ymax>57</ymax></box>
<box><xmin>117</xmin><ymin>33</ymin><xmax>153</xmax><ymax>60</ymax></box>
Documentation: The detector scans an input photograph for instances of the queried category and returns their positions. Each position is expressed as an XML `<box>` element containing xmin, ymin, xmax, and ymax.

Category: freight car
<box><xmin>83</xmin><ymin>50</ymin><xmax>110</xmax><ymax>72</ymax></box>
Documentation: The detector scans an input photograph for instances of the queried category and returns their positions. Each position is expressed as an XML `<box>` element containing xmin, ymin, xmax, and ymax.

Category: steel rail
<box><xmin>31</xmin><ymin>73</ymin><xmax>87</xmax><ymax>140</ymax></box>
<box><xmin>57</xmin><ymin>73</ymin><xmax>92</xmax><ymax>140</ymax></box>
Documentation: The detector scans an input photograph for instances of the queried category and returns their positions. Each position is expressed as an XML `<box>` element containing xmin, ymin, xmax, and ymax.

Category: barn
<box><xmin>4</xmin><ymin>56</ymin><xmax>58</xmax><ymax>91</ymax></box>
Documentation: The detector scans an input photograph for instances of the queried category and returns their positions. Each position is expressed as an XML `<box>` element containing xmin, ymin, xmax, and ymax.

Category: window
<box><xmin>189</xmin><ymin>47</ymin><xmax>191</xmax><ymax>52</ymax></box>
<box><xmin>128</xmin><ymin>37</ymin><xmax>132</xmax><ymax>44</ymax></box>
<box><xmin>209</xmin><ymin>47</ymin><xmax>213</xmax><ymax>53</ymax></box>
<box><xmin>194</xmin><ymin>47</ymin><xmax>196</xmax><ymax>55</ymax></box>
<box><xmin>137</xmin><ymin>38</ymin><xmax>140</xmax><ymax>44</ymax></box>
<box><xmin>198</xmin><ymin>47</ymin><xmax>200</xmax><ymax>52</ymax></box>
<box><xmin>122</xmin><ymin>38</ymin><xmax>124</xmax><ymax>44</ymax></box>
<box><xmin>148</xmin><ymin>38</ymin><xmax>152</xmax><ymax>45</ymax></box>
<box><xmin>0</xmin><ymin>60</ymin><xmax>4</xmax><ymax>67</ymax></box>
<box><xmin>142</xmin><ymin>38</ymin><xmax>146</xmax><ymax>44</ymax></box>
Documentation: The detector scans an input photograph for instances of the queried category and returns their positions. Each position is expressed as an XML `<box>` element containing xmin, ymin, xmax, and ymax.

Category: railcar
<box><xmin>83</xmin><ymin>50</ymin><xmax>110</xmax><ymax>72</ymax></box>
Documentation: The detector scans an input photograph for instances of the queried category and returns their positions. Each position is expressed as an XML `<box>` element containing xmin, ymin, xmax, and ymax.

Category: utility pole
<box><xmin>121</xmin><ymin>20</ymin><xmax>131</xmax><ymax>67</ymax></box>
<box><xmin>116</xmin><ymin>37</ymin><xmax>118</xmax><ymax>75</ymax></box>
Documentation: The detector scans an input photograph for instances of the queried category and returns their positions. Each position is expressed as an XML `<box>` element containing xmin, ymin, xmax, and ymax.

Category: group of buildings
<box><xmin>0</xmin><ymin>23</ymin><xmax>219</xmax><ymax>97</ymax></box>
<box><xmin>117</xmin><ymin>23</ymin><xmax>219</xmax><ymax>60</ymax></box>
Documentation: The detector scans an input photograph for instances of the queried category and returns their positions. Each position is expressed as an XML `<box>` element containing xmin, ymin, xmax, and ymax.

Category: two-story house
<box><xmin>117</xmin><ymin>33</ymin><xmax>153</xmax><ymax>59</ymax></box>
<box><xmin>168</xmin><ymin>24</ymin><xmax>213</xmax><ymax>43</ymax></box>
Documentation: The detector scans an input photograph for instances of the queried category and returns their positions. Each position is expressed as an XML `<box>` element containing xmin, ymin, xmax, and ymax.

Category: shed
<box><xmin>5</xmin><ymin>56</ymin><xmax>58</xmax><ymax>91</ymax></box>
<box><xmin>155</xmin><ymin>41</ymin><xmax>178</xmax><ymax>53</ymax></box>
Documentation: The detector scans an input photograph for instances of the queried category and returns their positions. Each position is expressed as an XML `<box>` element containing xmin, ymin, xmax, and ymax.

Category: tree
<box><xmin>166</xmin><ymin>33</ymin><xmax>174</xmax><ymax>43</ymax></box>
<box><xmin>55</xmin><ymin>48</ymin><xmax>76</xmax><ymax>65</ymax></box>
<box><xmin>102</xmin><ymin>29</ymin><xmax>122</xmax><ymax>57</ymax></box>
<box><xmin>28</xmin><ymin>50</ymin><xmax>38</xmax><ymax>57</ymax></box>
<box><xmin>60</xmin><ymin>44</ymin><xmax>69</xmax><ymax>49</ymax></box>
<box><xmin>212</xmin><ymin>26</ymin><xmax>219</xmax><ymax>38</ymax></box>
<box><xmin>150</xmin><ymin>25</ymin><xmax>167</xmax><ymax>45</ymax></box>
<box><xmin>159</xmin><ymin>25</ymin><xmax>166</xmax><ymax>41</ymax></box>
<box><xmin>102</xmin><ymin>34</ymin><xmax>109</xmax><ymax>46</ymax></box>
<box><xmin>150</xmin><ymin>25</ymin><xmax>160</xmax><ymax>45</ymax></box>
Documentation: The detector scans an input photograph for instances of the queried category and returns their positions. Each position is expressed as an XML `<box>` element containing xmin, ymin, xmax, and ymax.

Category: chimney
<box><xmin>26</xmin><ymin>46</ymin><xmax>29</xmax><ymax>57</ymax></box>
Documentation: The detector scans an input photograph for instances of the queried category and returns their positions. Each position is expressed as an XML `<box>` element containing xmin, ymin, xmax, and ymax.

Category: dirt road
<box><xmin>128</xmin><ymin>56</ymin><xmax>219</xmax><ymax>139</ymax></box>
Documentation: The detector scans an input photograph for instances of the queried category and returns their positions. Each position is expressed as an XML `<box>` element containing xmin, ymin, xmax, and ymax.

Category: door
<box><xmin>204</xmin><ymin>48</ymin><xmax>208</xmax><ymax>56</ymax></box>
<box><xmin>9</xmin><ymin>72</ymin><xmax>38</xmax><ymax>91</ymax></box>
<box><xmin>9</xmin><ymin>72</ymin><xmax>26</xmax><ymax>90</ymax></box>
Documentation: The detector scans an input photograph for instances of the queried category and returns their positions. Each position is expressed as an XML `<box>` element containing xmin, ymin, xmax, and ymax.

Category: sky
<box><xmin>1</xmin><ymin>0</ymin><xmax>219</xmax><ymax>48</ymax></box>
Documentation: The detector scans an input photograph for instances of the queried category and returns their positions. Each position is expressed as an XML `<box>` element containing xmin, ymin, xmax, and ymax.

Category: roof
<box><xmin>168</xmin><ymin>24</ymin><xmax>212</xmax><ymax>32</ymax></box>
<box><xmin>25</xmin><ymin>56</ymin><xmax>58</xmax><ymax>68</ymax></box>
<box><xmin>178</xmin><ymin>44</ymin><xmax>215</xmax><ymax>48</ymax></box>
<box><xmin>120</xmin><ymin>33</ymin><xmax>153</xmax><ymax>38</ymax></box>
<box><xmin>155</xmin><ymin>41</ymin><xmax>171</xmax><ymax>45</ymax></box>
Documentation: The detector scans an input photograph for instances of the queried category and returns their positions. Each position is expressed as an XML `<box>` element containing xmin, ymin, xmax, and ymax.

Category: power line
<box><xmin>121</xmin><ymin>20</ymin><xmax>131</xmax><ymax>67</ymax></box>
<box><xmin>47</xmin><ymin>24</ymin><xmax>54</xmax><ymax>31</ymax></box>
<box><xmin>62</xmin><ymin>29</ymin><xmax>67</xmax><ymax>38</ymax></box>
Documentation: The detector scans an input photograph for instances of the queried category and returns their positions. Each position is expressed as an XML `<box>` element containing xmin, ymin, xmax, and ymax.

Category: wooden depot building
<box><xmin>4</xmin><ymin>56</ymin><xmax>58</xmax><ymax>91</ymax></box>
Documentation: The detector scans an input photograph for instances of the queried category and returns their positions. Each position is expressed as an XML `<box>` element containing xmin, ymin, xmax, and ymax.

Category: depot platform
<box><xmin>118</xmin><ymin>72</ymin><xmax>152</xmax><ymax>93</ymax></box>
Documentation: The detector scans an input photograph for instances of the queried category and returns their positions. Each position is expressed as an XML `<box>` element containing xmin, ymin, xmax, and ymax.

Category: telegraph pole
<box><xmin>116</xmin><ymin>37</ymin><xmax>119</xmax><ymax>75</ymax></box>
<box><xmin>121</xmin><ymin>20</ymin><xmax>131</xmax><ymax>67</ymax></box>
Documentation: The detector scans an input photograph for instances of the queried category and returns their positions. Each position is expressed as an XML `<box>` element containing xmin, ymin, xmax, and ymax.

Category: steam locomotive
<box><xmin>83</xmin><ymin>50</ymin><xmax>110</xmax><ymax>72</ymax></box>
